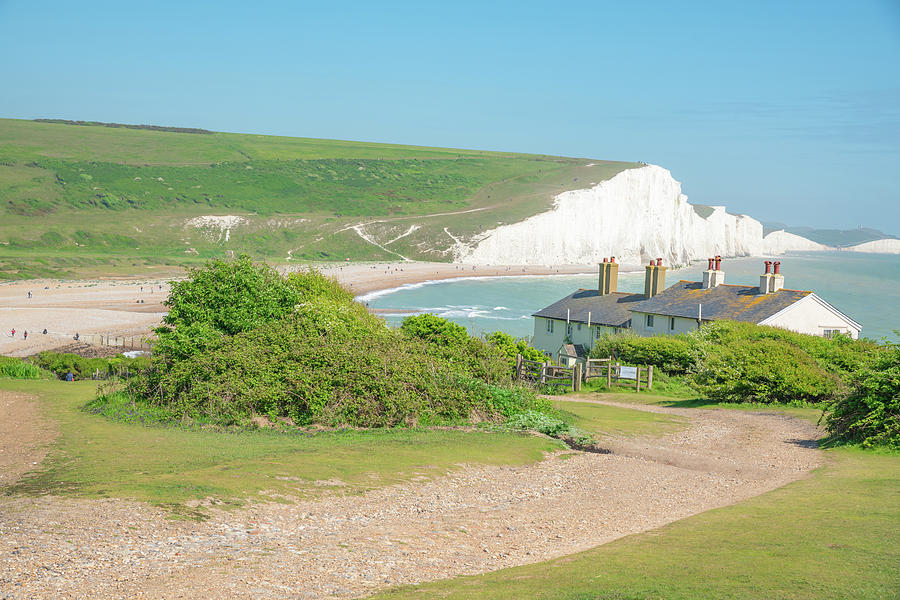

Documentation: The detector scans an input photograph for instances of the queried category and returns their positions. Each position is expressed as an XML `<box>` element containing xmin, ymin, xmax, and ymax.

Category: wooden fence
<box><xmin>516</xmin><ymin>355</ymin><xmax>651</xmax><ymax>393</ymax></box>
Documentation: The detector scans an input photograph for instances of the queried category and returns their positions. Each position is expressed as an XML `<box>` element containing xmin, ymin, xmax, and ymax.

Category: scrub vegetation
<box><xmin>590</xmin><ymin>322</ymin><xmax>898</xmax><ymax>449</ymax></box>
<box><xmin>102</xmin><ymin>256</ymin><xmax>553</xmax><ymax>429</ymax></box>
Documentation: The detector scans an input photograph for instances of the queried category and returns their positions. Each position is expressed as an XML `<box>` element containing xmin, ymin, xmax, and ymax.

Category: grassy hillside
<box><xmin>0</xmin><ymin>118</ymin><xmax>638</xmax><ymax>279</ymax></box>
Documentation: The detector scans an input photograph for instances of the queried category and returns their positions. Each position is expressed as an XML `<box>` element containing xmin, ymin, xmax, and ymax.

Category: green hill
<box><xmin>0</xmin><ymin>118</ymin><xmax>638</xmax><ymax>279</ymax></box>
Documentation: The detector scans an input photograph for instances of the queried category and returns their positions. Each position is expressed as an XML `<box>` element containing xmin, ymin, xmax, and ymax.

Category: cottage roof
<box><xmin>532</xmin><ymin>289</ymin><xmax>643</xmax><ymax>327</ymax></box>
<box><xmin>628</xmin><ymin>280</ymin><xmax>813</xmax><ymax>323</ymax></box>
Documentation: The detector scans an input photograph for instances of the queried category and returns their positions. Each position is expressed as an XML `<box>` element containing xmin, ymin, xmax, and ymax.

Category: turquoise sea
<box><xmin>360</xmin><ymin>252</ymin><xmax>900</xmax><ymax>342</ymax></box>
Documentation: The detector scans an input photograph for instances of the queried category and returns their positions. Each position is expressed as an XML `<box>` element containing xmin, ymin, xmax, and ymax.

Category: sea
<box><xmin>359</xmin><ymin>252</ymin><xmax>900</xmax><ymax>343</ymax></box>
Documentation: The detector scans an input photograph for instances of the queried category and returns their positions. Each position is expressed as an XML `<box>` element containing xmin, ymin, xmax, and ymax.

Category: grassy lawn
<box><xmin>552</xmin><ymin>397</ymin><xmax>687</xmax><ymax>438</ymax></box>
<box><xmin>0</xmin><ymin>379</ymin><xmax>561</xmax><ymax>513</ymax></box>
<box><xmin>374</xmin><ymin>444</ymin><xmax>899</xmax><ymax>600</ymax></box>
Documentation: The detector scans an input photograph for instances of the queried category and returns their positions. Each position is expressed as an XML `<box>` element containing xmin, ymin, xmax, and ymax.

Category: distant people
<box><xmin>65</xmin><ymin>370</ymin><xmax>74</xmax><ymax>382</ymax></box>
<box><xmin>10</xmin><ymin>328</ymin><xmax>14</xmax><ymax>338</ymax></box>
<box><xmin>42</xmin><ymin>329</ymin><xmax>47</xmax><ymax>335</ymax></box>
<box><xmin>74</xmin><ymin>332</ymin><xmax>80</xmax><ymax>341</ymax></box>
<box><xmin>23</xmin><ymin>331</ymin><xmax>27</xmax><ymax>341</ymax></box>
<box><xmin>140</xmin><ymin>286</ymin><xmax>143</xmax><ymax>292</ymax></box>
<box><xmin>27</xmin><ymin>291</ymin><xmax>32</xmax><ymax>298</ymax></box>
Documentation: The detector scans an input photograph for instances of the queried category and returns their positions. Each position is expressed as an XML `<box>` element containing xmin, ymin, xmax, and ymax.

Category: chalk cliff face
<box><xmin>457</xmin><ymin>165</ymin><xmax>781</xmax><ymax>266</ymax></box>
<box><xmin>762</xmin><ymin>230</ymin><xmax>832</xmax><ymax>253</ymax></box>
<box><xmin>842</xmin><ymin>238</ymin><xmax>900</xmax><ymax>254</ymax></box>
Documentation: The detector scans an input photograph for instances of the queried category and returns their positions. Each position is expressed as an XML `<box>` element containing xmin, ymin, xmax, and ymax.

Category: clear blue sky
<box><xmin>2</xmin><ymin>0</ymin><xmax>898</xmax><ymax>232</ymax></box>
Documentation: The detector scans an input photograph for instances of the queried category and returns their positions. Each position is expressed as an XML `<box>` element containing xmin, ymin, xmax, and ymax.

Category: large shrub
<box><xmin>824</xmin><ymin>343</ymin><xmax>900</xmax><ymax>449</ymax></box>
<box><xmin>484</xmin><ymin>331</ymin><xmax>545</xmax><ymax>366</ymax></box>
<box><xmin>0</xmin><ymin>356</ymin><xmax>44</xmax><ymax>379</ymax></box>
<box><xmin>126</xmin><ymin>261</ymin><xmax>542</xmax><ymax>427</ymax></box>
<box><xmin>590</xmin><ymin>332</ymin><xmax>700</xmax><ymax>375</ymax></box>
<box><xmin>154</xmin><ymin>255</ymin><xmax>305</xmax><ymax>362</ymax></box>
<box><xmin>691</xmin><ymin>337</ymin><xmax>841</xmax><ymax>405</ymax></box>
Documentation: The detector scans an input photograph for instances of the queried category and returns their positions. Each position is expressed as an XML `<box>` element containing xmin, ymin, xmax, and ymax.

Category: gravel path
<box><xmin>0</xmin><ymin>393</ymin><xmax>823</xmax><ymax>599</ymax></box>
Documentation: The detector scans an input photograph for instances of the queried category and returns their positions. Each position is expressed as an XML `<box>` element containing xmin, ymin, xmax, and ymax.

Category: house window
<box><xmin>576</xmin><ymin>323</ymin><xmax>581</xmax><ymax>331</ymax></box>
<box><xmin>669</xmin><ymin>317</ymin><xmax>676</xmax><ymax>331</ymax></box>
<box><xmin>823</xmin><ymin>328</ymin><xmax>843</xmax><ymax>339</ymax></box>
<box><xmin>646</xmin><ymin>314</ymin><xmax>654</xmax><ymax>328</ymax></box>
<box><xmin>546</xmin><ymin>319</ymin><xmax>554</xmax><ymax>333</ymax></box>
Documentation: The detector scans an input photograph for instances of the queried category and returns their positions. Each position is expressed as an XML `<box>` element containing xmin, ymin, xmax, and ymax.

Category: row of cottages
<box><xmin>532</xmin><ymin>256</ymin><xmax>861</xmax><ymax>363</ymax></box>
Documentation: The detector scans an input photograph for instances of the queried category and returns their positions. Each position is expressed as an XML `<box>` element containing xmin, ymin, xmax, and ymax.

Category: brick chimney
<box><xmin>702</xmin><ymin>255</ymin><xmax>725</xmax><ymax>289</ymax></box>
<box><xmin>644</xmin><ymin>258</ymin><xmax>667</xmax><ymax>299</ymax></box>
<box><xmin>772</xmin><ymin>261</ymin><xmax>784</xmax><ymax>292</ymax></box>
<box><xmin>598</xmin><ymin>256</ymin><xmax>619</xmax><ymax>296</ymax></box>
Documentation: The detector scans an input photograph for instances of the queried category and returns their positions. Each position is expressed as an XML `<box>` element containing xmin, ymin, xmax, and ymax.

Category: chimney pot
<box><xmin>707</xmin><ymin>258</ymin><xmax>714</xmax><ymax>270</ymax></box>
<box><xmin>764</xmin><ymin>260</ymin><xmax>772</xmax><ymax>274</ymax></box>
<box><xmin>610</xmin><ymin>256</ymin><xmax>616</xmax><ymax>263</ymax></box>
<box><xmin>656</xmin><ymin>257</ymin><xmax>663</xmax><ymax>266</ymax></box>
<box><xmin>714</xmin><ymin>256</ymin><xmax>722</xmax><ymax>270</ymax></box>
<box><xmin>603</xmin><ymin>257</ymin><xmax>608</xmax><ymax>263</ymax></box>
<box><xmin>774</xmin><ymin>261</ymin><xmax>781</xmax><ymax>275</ymax></box>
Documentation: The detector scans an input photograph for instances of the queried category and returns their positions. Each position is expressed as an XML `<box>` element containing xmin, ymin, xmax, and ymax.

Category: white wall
<box><xmin>631</xmin><ymin>312</ymin><xmax>700</xmax><ymax>336</ymax></box>
<box><xmin>760</xmin><ymin>295</ymin><xmax>861</xmax><ymax>339</ymax></box>
<box><xmin>531</xmin><ymin>317</ymin><xmax>618</xmax><ymax>356</ymax></box>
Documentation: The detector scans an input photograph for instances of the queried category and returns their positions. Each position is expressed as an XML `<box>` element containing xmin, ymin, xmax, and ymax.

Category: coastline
<box><xmin>312</xmin><ymin>262</ymin><xmax>637</xmax><ymax>297</ymax></box>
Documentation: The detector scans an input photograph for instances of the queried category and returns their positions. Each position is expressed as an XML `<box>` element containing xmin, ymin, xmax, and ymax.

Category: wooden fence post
<box><xmin>541</xmin><ymin>361</ymin><xmax>550</xmax><ymax>385</ymax></box>
<box><xmin>648</xmin><ymin>365</ymin><xmax>653</xmax><ymax>390</ymax></box>
<box><xmin>574</xmin><ymin>363</ymin><xmax>582</xmax><ymax>392</ymax></box>
<box><xmin>607</xmin><ymin>361</ymin><xmax>611</xmax><ymax>388</ymax></box>
<box><xmin>636</xmin><ymin>366</ymin><xmax>641</xmax><ymax>392</ymax></box>
<box><xmin>515</xmin><ymin>354</ymin><xmax>523</xmax><ymax>382</ymax></box>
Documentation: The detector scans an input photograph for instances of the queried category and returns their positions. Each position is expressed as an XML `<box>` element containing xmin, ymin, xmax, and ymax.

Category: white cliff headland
<box><xmin>454</xmin><ymin>165</ymin><xmax>855</xmax><ymax>266</ymax></box>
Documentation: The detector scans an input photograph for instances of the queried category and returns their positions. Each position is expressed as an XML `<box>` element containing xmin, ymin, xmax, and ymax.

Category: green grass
<box><xmin>552</xmin><ymin>398</ymin><xmax>687</xmax><ymax>438</ymax></box>
<box><xmin>1</xmin><ymin>379</ymin><xmax>561</xmax><ymax>514</ymax></box>
<box><xmin>373</xmin><ymin>442</ymin><xmax>900</xmax><ymax>600</ymax></box>
<box><xmin>0</xmin><ymin>118</ymin><xmax>639</xmax><ymax>278</ymax></box>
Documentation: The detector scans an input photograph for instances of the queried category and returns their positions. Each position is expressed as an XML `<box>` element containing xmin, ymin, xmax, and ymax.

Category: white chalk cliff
<box><xmin>842</xmin><ymin>238</ymin><xmax>900</xmax><ymax>254</ymax></box>
<box><xmin>761</xmin><ymin>230</ymin><xmax>832</xmax><ymax>253</ymax></box>
<box><xmin>457</xmin><ymin>164</ymin><xmax>811</xmax><ymax>266</ymax></box>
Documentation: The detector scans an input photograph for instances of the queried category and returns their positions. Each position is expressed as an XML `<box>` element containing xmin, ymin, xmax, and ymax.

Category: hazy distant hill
<box><xmin>0</xmin><ymin>118</ymin><xmax>636</xmax><ymax>279</ymax></box>
<box><xmin>762</xmin><ymin>222</ymin><xmax>894</xmax><ymax>248</ymax></box>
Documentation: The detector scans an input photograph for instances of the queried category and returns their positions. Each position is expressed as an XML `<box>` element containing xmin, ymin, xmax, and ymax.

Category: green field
<box><xmin>0</xmin><ymin>118</ymin><xmax>638</xmax><ymax>278</ymax></box>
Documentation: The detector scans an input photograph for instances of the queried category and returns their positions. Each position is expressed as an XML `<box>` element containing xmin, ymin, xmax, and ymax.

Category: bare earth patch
<box><xmin>0</xmin><ymin>391</ymin><xmax>57</xmax><ymax>487</ymax></box>
<box><xmin>0</xmin><ymin>393</ymin><xmax>822</xmax><ymax>599</ymax></box>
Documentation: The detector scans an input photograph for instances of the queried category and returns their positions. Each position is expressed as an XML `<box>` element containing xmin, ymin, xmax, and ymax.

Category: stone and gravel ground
<box><xmin>0</xmin><ymin>393</ymin><xmax>822</xmax><ymax>599</ymax></box>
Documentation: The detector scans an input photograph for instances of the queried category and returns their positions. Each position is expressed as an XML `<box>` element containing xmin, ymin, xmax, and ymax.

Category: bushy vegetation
<box><xmin>121</xmin><ymin>257</ymin><xmax>549</xmax><ymax>428</ymax></box>
<box><xmin>591</xmin><ymin>321</ymin><xmax>884</xmax><ymax>408</ymax></box>
<box><xmin>591</xmin><ymin>332</ymin><xmax>700</xmax><ymax>375</ymax></box>
<box><xmin>29</xmin><ymin>351</ymin><xmax>150</xmax><ymax>381</ymax></box>
<box><xmin>824</xmin><ymin>342</ymin><xmax>900</xmax><ymax>449</ymax></box>
<box><xmin>485</xmin><ymin>331</ymin><xmax>545</xmax><ymax>364</ymax></box>
<box><xmin>0</xmin><ymin>356</ymin><xmax>44</xmax><ymax>379</ymax></box>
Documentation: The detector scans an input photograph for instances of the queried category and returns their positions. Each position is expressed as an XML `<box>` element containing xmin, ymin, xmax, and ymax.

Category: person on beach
<box><xmin>23</xmin><ymin>331</ymin><xmax>27</xmax><ymax>341</ymax></box>
<box><xmin>27</xmin><ymin>291</ymin><xmax>32</xmax><ymax>298</ymax></box>
<box><xmin>65</xmin><ymin>370</ymin><xmax>74</xmax><ymax>382</ymax></box>
<box><xmin>42</xmin><ymin>329</ymin><xmax>47</xmax><ymax>335</ymax></box>
<box><xmin>10</xmin><ymin>328</ymin><xmax>14</xmax><ymax>338</ymax></box>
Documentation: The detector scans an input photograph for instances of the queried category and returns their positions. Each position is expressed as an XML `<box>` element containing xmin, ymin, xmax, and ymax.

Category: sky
<box><xmin>1</xmin><ymin>0</ymin><xmax>899</xmax><ymax>232</ymax></box>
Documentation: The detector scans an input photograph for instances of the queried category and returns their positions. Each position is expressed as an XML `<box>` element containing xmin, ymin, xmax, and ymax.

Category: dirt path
<box><xmin>0</xmin><ymin>391</ymin><xmax>57</xmax><ymax>488</ymax></box>
<box><xmin>0</xmin><ymin>393</ymin><xmax>823</xmax><ymax>599</ymax></box>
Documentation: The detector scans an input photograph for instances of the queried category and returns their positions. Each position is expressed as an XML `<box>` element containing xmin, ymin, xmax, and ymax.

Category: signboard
<box><xmin>619</xmin><ymin>366</ymin><xmax>638</xmax><ymax>380</ymax></box>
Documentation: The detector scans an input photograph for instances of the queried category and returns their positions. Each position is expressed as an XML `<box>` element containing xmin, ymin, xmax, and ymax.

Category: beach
<box><xmin>0</xmin><ymin>262</ymin><xmax>609</xmax><ymax>357</ymax></box>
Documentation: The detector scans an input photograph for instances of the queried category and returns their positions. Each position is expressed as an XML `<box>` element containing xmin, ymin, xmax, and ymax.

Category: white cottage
<box><xmin>630</xmin><ymin>258</ymin><xmax>862</xmax><ymax>339</ymax></box>
<box><xmin>532</xmin><ymin>256</ymin><xmax>861</xmax><ymax>357</ymax></box>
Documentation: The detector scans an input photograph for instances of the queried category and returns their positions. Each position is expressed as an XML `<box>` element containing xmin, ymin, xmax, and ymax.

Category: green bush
<box><xmin>590</xmin><ymin>332</ymin><xmax>700</xmax><ymax>375</ymax></box>
<box><xmin>125</xmin><ymin>262</ymin><xmax>547</xmax><ymax>428</ymax></box>
<box><xmin>824</xmin><ymin>343</ymin><xmax>900</xmax><ymax>449</ymax></box>
<box><xmin>485</xmin><ymin>331</ymin><xmax>545</xmax><ymax>365</ymax></box>
<box><xmin>0</xmin><ymin>356</ymin><xmax>44</xmax><ymax>379</ymax></box>
<box><xmin>691</xmin><ymin>338</ymin><xmax>840</xmax><ymax>405</ymax></box>
<box><xmin>29</xmin><ymin>352</ymin><xmax>150</xmax><ymax>380</ymax></box>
